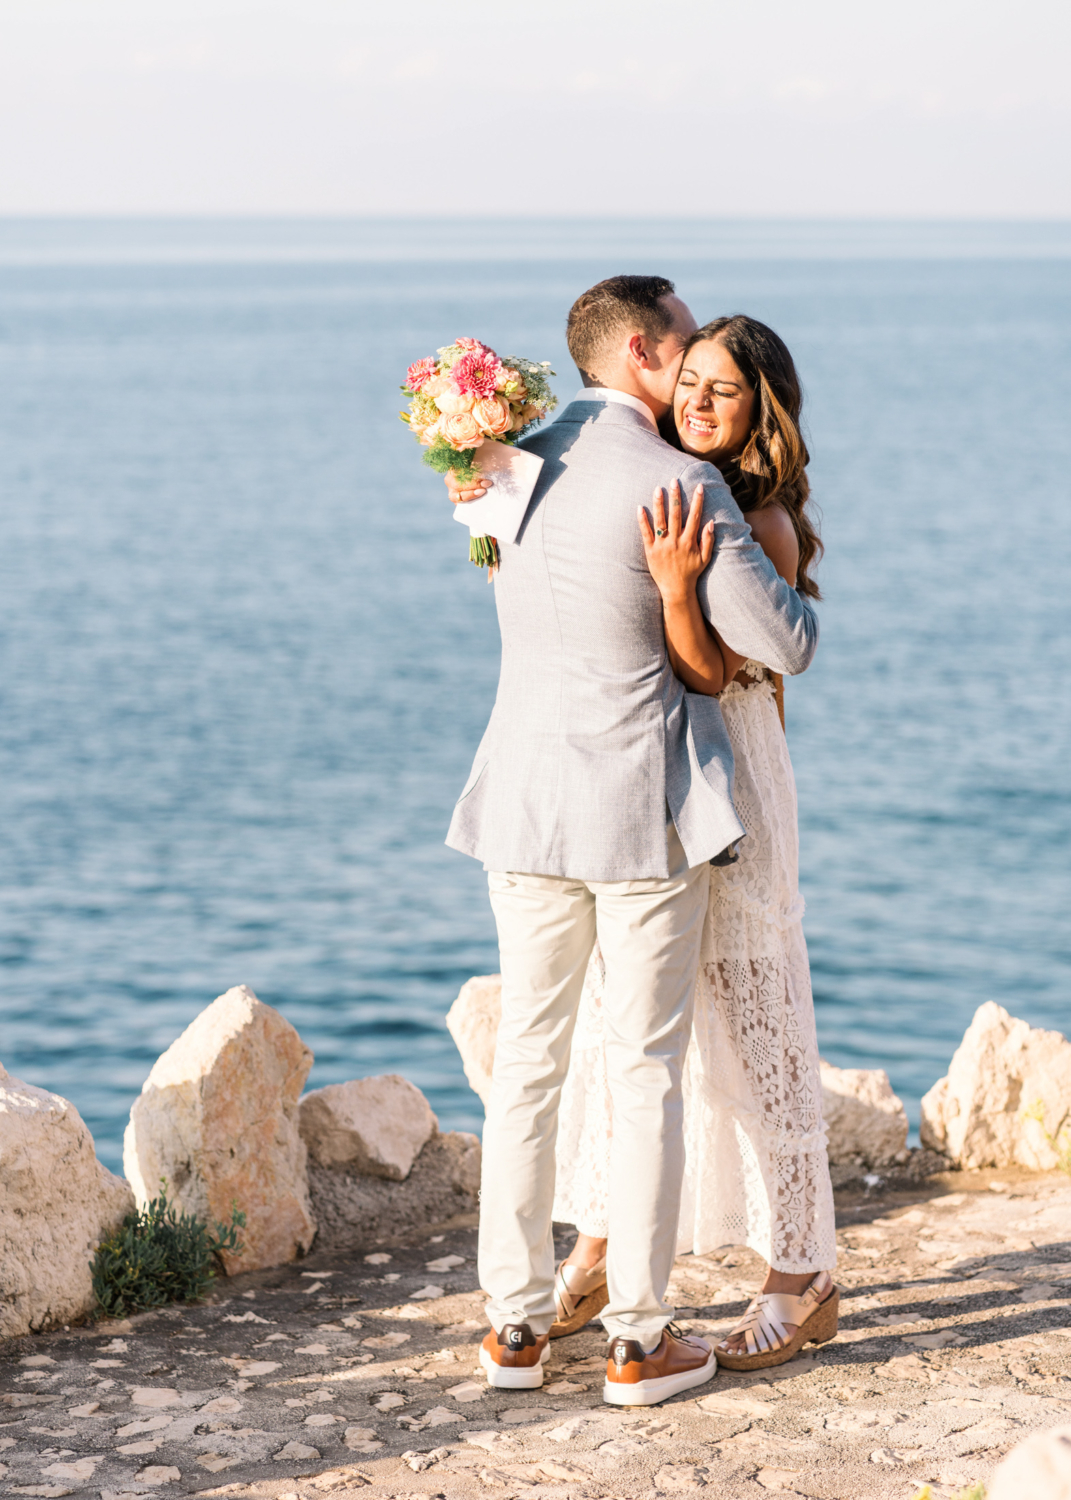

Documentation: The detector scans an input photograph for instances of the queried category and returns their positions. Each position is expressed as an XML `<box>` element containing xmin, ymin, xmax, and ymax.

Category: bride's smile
<box><xmin>674</xmin><ymin>338</ymin><xmax>756</xmax><ymax>460</ymax></box>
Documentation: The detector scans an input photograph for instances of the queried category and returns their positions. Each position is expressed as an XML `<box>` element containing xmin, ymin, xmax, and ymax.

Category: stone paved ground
<box><xmin>3</xmin><ymin>1162</ymin><xmax>1071</xmax><ymax>1500</ymax></box>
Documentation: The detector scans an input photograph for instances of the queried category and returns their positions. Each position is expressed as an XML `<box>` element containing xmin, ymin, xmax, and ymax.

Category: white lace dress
<box><xmin>553</xmin><ymin>663</ymin><xmax>837</xmax><ymax>1273</ymax></box>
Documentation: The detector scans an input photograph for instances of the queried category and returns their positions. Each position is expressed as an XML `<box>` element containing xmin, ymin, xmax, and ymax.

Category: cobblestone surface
<box><xmin>3</xmin><ymin>1162</ymin><xmax>1070</xmax><ymax>1500</ymax></box>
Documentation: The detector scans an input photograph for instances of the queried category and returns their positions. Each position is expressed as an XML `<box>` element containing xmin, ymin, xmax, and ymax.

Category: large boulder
<box><xmin>309</xmin><ymin>1128</ymin><xmax>482</xmax><ymax>1249</ymax></box>
<box><xmin>988</xmin><ymin>1425</ymin><xmax>1071</xmax><ymax>1500</ymax></box>
<box><xmin>299</xmin><ymin>1075</ymin><xmax>437</xmax><ymax>1179</ymax></box>
<box><xmin>446</xmin><ymin>975</ymin><xmax>501</xmax><ymax>1107</ymax></box>
<box><xmin>123</xmin><ymin>985</ymin><xmax>315</xmax><ymax>1272</ymax></box>
<box><xmin>819</xmin><ymin>1060</ymin><xmax>909</xmax><ymax>1167</ymax></box>
<box><xmin>920</xmin><ymin>1002</ymin><xmax>1071</xmax><ymax>1170</ymax></box>
<box><xmin>0</xmin><ymin>1061</ymin><xmax>133</xmax><ymax>1338</ymax></box>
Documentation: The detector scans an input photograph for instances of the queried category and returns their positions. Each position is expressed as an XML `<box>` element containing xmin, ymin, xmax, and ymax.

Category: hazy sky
<box><xmin>1</xmin><ymin>0</ymin><xmax>1068</xmax><ymax>217</ymax></box>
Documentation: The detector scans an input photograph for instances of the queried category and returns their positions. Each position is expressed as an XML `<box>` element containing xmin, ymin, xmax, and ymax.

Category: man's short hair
<box><xmin>566</xmin><ymin>274</ymin><xmax>677</xmax><ymax>377</ymax></box>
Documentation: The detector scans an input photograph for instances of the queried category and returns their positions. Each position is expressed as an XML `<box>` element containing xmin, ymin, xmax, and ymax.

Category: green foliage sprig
<box><xmin>501</xmin><ymin>355</ymin><xmax>557</xmax><ymax>415</ymax></box>
<box><xmin>421</xmin><ymin>440</ymin><xmax>482</xmax><ymax>483</ymax></box>
<box><xmin>92</xmin><ymin>1189</ymin><xmax>246</xmax><ymax>1319</ymax></box>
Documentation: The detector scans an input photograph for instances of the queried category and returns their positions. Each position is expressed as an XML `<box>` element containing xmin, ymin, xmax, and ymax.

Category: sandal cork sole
<box><xmin>549</xmin><ymin>1281</ymin><xmax>610</xmax><ymax>1338</ymax></box>
<box><xmin>715</xmin><ymin>1286</ymin><xmax>840</xmax><ymax>1371</ymax></box>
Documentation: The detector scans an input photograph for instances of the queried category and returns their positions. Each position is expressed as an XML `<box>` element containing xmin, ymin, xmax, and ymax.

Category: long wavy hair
<box><xmin>679</xmin><ymin>315</ymin><xmax>823</xmax><ymax>600</ymax></box>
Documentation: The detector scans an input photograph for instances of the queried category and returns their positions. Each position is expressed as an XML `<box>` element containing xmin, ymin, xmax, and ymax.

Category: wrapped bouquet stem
<box><xmin>401</xmin><ymin>338</ymin><xmax>556</xmax><ymax>570</ymax></box>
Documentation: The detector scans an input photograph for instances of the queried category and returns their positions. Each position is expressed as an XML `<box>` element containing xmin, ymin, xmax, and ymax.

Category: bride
<box><xmin>550</xmin><ymin>314</ymin><xmax>838</xmax><ymax>1370</ymax></box>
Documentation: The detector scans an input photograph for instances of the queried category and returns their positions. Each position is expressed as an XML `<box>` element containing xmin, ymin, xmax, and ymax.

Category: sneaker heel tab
<box><xmin>608</xmin><ymin>1337</ymin><xmax>643</xmax><ymax>1368</ymax></box>
<box><xmin>498</xmin><ymin>1323</ymin><xmax>537</xmax><ymax>1351</ymax></box>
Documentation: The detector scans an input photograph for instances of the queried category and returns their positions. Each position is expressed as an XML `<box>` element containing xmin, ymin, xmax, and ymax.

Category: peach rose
<box><xmin>498</xmin><ymin>367</ymin><xmax>528</xmax><ymax>401</ymax></box>
<box><xmin>439</xmin><ymin>411</ymin><xmax>485</xmax><ymax>450</ymax></box>
<box><xmin>422</xmin><ymin>373</ymin><xmax>451</xmax><ymax>399</ymax></box>
<box><xmin>473</xmin><ymin>394</ymin><xmax>512</xmax><ymax>436</ymax></box>
<box><xmin>434</xmin><ymin>389</ymin><xmax>476</xmax><ymax>415</ymax></box>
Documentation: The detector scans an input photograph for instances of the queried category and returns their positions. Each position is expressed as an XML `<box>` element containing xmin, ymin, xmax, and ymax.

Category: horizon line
<box><xmin>0</xmin><ymin>211</ymin><xmax>1070</xmax><ymax>224</ymax></box>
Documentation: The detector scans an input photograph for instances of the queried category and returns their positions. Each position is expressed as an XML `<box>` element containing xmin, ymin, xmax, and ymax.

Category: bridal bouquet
<box><xmin>401</xmin><ymin>338</ymin><xmax>556</xmax><ymax>569</ymax></box>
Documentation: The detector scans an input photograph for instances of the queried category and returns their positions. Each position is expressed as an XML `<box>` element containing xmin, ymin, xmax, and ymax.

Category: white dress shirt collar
<box><xmin>573</xmin><ymin>385</ymin><xmax>659</xmax><ymax>433</ymax></box>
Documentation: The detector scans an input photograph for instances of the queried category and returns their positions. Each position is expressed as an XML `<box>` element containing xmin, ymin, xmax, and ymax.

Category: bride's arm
<box><xmin>640</xmin><ymin>484</ymin><xmax>800</xmax><ymax>697</ymax></box>
<box><xmin>639</xmin><ymin>483</ymin><xmax>728</xmax><ymax>696</ymax></box>
<box><xmin>713</xmin><ymin>502</ymin><xmax>800</xmax><ymax>683</ymax></box>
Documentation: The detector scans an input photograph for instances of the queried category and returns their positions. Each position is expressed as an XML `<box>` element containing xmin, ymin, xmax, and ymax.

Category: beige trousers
<box><xmin>479</xmin><ymin>825</ymin><xmax>709</xmax><ymax>1349</ymax></box>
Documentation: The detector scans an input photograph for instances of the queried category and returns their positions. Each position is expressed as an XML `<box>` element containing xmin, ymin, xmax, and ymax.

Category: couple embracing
<box><xmin>444</xmin><ymin>274</ymin><xmax>838</xmax><ymax>1406</ymax></box>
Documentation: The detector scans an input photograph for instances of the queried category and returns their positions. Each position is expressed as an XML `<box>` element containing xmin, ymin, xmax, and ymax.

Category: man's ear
<box><xmin>627</xmin><ymin>332</ymin><xmax>650</xmax><ymax>369</ymax></box>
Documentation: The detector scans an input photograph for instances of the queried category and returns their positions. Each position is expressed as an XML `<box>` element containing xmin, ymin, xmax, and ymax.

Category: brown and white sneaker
<box><xmin>603</xmin><ymin>1323</ymin><xmax>716</xmax><ymax>1406</ymax></box>
<box><xmin>479</xmin><ymin>1324</ymin><xmax>551</xmax><ymax>1389</ymax></box>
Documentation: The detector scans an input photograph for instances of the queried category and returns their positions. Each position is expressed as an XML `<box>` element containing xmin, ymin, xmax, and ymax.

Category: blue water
<box><xmin>0</xmin><ymin>219</ymin><xmax>1068</xmax><ymax>1175</ymax></box>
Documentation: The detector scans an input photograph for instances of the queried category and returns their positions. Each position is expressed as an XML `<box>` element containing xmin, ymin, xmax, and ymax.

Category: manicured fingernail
<box><xmin>473</xmin><ymin>489</ymin><xmax>486</xmax><ymax>498</ymax></box>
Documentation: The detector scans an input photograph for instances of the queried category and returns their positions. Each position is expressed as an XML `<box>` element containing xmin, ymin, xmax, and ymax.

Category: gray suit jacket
<box><xmin>446</xmin><ymin>400</ymin><xmax>818</xmax><ymax>880</ymax></box>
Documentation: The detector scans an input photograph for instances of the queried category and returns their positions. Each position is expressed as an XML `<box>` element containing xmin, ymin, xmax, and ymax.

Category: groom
<box><xmin>445</xmin><ymin>275</ymin><xmax>819</xmax><ymax>1405</ymax></box>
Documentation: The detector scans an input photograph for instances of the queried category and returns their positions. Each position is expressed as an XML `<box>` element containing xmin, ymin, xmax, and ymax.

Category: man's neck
<box><xmin>580</xmin><ymin>375</ymin><xmax>658</xmax><ymax>422</ymax></box>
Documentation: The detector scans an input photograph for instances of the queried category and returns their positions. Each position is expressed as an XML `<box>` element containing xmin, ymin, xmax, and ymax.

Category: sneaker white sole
<box><xmin>479</xmin><ymin>1342</ymin><xmax>550</xmax><ymax>1389</ymax></box>
<box><xmin>602</xmin><ymin>1349</ymin><xmax>716</xmax><ymax>1406</ymax></box>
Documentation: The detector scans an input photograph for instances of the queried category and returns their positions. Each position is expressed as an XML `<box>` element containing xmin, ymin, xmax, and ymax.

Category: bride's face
<box><xmin>674</xmin><ymin>339</ymin><xmax>756</xmax><ymax>462</ymax></box>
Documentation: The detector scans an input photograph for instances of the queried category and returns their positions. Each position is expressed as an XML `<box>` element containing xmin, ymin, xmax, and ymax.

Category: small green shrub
<box><xmin>92</xmin><ymin>1189</ymin><xmax>245</xmax><ymax>1318</ymax></box>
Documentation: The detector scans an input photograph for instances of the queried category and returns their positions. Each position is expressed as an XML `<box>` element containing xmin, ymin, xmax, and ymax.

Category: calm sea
<box><xmin>0</xmin><ymin>219</ymin><xmax>1068</xmax><ymax>1175</ymax></box>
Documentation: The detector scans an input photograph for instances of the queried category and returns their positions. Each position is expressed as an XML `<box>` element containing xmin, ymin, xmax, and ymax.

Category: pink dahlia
<box><xmin>406</xmin><ymin>356</ymin><xmax>438</xmax><ymax>391</ymax></box>
<box><xmin>451</xmin><ymin>349</ymin><xmax>503</xmax><ymax>400</ymax></box>
<box><xmin>454</xmin><ymin>336</ymin><xmax>489</xmax><ymax>353</ymax></box>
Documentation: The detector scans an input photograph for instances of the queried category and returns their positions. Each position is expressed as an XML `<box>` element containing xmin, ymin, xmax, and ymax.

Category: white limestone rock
<box><xmin>819</xmin><ymin>1060</ymin><xmax>909</xmax><ymax>1167</ymax></box>
<box><xmin>0</xmin><ymin>1060</ymin><xmax>133</xmax><ymax>1338</ymax></box>
<box><xmin>920</xmin><ymin>1001</ymin><xmax>1071</xmax><ymax>1170</ymax></box>
<box><xmin>299</xmin><ymin>1075</ymin><xmax>436</xmax><ymax>1179</ymax></box>
<box><xmin>123</xmin><ymin>984</ymin><xmax>315</xmax><ymax>1272</ymax></box>
<box><xmin>989</xmin><ymin>1424</ymin><xmax>1071</xmax><ymax>1500</ymax></box>
<box><xmin>446</xmin><ymin>975</ymin><xmax>501</xmax><ymax>1107</ymax></box>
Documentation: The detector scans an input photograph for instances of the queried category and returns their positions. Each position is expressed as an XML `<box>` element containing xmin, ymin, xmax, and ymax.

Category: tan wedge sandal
<box><xmin>548</xmin><ymin>1257</ymin><xmax>609</xmax><ymax>1338</ymax></box>
<box><xmin>714</xmin><ymin>1270</ymin><xmax>840</xmax><ymax>1371</ymax></box>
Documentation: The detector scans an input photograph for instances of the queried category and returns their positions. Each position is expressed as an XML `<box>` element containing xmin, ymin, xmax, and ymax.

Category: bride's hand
<box><xmin>444</xmin><ymin>469</ymin><xmax>492</xmax><ymax>503</ymax></box>
<box><xmin>638</xmin><ymin>482</ymin><xmax>715</xmax><ymax>603</ymax></box>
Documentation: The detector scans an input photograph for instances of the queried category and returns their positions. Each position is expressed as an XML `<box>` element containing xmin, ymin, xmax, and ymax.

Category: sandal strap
<box><xmin>554</xmin><ymin>1258</ymin><xmax>607</xmax><ymax>1322</ymax></box>
<box><xmin>718</xmin><ymin>1271</ymin><xmax>834</xmax><ymax>1356</ymax></box>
